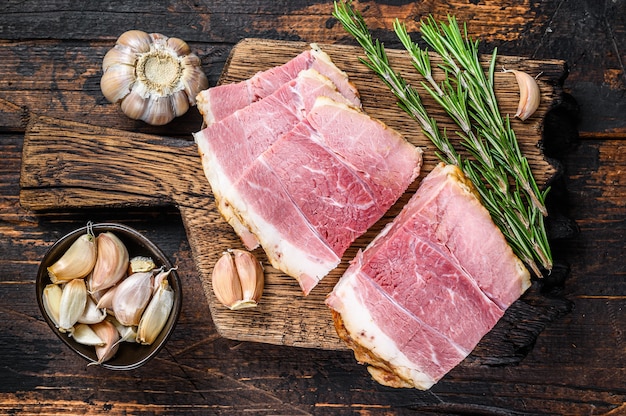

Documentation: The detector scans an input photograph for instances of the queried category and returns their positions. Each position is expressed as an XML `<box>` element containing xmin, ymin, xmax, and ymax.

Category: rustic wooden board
<box><xmin>20</xmin><ymin>39</ymin><xmax>567</xmax><ymax>350</ymax></box>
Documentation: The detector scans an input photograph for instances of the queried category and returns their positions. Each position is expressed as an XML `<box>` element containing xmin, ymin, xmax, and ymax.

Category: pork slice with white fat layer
<box><xmin>194</xmin><ymin>68</ymin><xmax>356</xmax><ymax>251</ymax></box>
<box><xmin>196</xmin><ymin>43</ymin><xmax>361</xmax><ymax>126</ymax></box>
<box><xmin>326</xmin><ymin>163</ymin><xmax>531</xmax><ymax>388</ymax></box>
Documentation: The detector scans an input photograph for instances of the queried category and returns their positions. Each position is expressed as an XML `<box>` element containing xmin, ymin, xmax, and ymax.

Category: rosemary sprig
<box><xmin>333</xmin><ymin>1</ymin><xmax>552</xmax><ymax>276</ymax></box>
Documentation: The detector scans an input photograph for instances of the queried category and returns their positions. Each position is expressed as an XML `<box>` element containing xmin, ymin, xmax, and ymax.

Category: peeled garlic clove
<box><xmin>71</xmin><ymin>323</ymin><xmax>105</xmax><ymax>346</ymax></box>
<box><xmin>211</xmin><ymin>251</ymin><xmax>243</xmax><ymax>310</ymax></box>
<box><xmin>101</xmin><ymin>29</ymin><xmax>208</xmax><ymax>125</ymax></box>
<box><xmin>129</xmin><ymin>256</ymin><xmax>156</xmax><ymax>274</ymax></box>
<box><xmin>58</xmin><ymin>279</ymin><xmax>88</xmax><ymax>333</ymax></box>
<box><xmin>88</xmin><ymin>320</ymin><xmax>120</xmax><ymax>366</ymax></box>
<box><xmin>90</xmin><ymin>231</ymin><xmax>129</xmax><ymax>293</ymax></box>
<box><xmin>47</xmin><ymin>232</ymin><xmax>97</xmax><ymax>284</ymax></box>
<box><xmin>503</xmin><ymin>68</ymin><xmax>541</xmax><ymax>121</ymax></box>
<box><xmin>232</xmin><ymin>249</ymin><xmax>264</xmax><ymax>309</ymax></box>
<box><xmin>78</xmin><ymin>296</ymin><xmax>107</xmax><ymax>324</ymax></box>
<box><xmin>112</xmin><ymin>271</ymin><xmax>153</xmax><ymax>327</ymax></box>
<box><xmin>42</xmin><ymin>284</ymin><xmax>63</xmax><ymax>328</ymax></box>
<box><xmin>137</xmin><ymin>280</ymin><xmax>174</xmax><ymax>345</ymax></box>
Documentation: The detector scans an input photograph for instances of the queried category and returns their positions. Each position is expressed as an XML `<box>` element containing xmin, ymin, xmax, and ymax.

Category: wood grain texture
<box><xmin>2</xmin><ymin>1</ymin><xmax>625</xmax><ymax>414</ymax></box>
<box><xmin>0</xmin><ymin>0</ymin><xmax>622</xmax><ymax>136</ymax></box>
<box><xmin>20</xmin><ymin>39</ymin><xmax>567</xmax><ymax>350</ymax></box>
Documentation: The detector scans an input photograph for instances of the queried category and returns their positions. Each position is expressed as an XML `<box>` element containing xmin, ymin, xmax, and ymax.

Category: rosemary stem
<box><xmin>333</xmin><ymin>0</ymin><xmax>553</xmax><ymax>274</ymax></box>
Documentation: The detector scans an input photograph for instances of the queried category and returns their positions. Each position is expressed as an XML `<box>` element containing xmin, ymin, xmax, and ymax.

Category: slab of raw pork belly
<box><xmin>196</xmin><ymin>43</ymin><xmax>361</xmax><ymax>126</ymax></box>
<box><xmin>194</xmin><ymin>68</ymin><xmax>357</xmax><ymax>250</ymax></box>
<box><xmin>208</xmin><ymin>97</ymin><xmax>421</xmax><ymax>294</ymax></box>
<box><xmin>326</xmin><ymin>163</ymin><xmax>531</xmax><ymax>389</ymax></box>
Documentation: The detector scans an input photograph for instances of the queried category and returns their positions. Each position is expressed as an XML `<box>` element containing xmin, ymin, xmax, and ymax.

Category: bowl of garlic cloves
<box><xmin>36</xmin><ymin>222</ymin><xmax>182</xmax><ymax>370</ymax></box>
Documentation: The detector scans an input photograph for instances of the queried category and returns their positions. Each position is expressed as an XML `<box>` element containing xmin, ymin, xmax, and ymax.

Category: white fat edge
<box><xmin>194</xmin><ymin>90</ymin><xmax>216</xmax><ymax>126</ymax></box>
<box><xmin>222</xmin><ymin>178</ymin><xmax>340</xmax><ymax>283</ymax></box>
<box><xmin>295</xmin><ymin>68</ymin><xmax>357</xmax><ymax>112</ymax></box>
<box><xmin>309</xmin><ymin>43</ymin><xmax>361</xmax><ymax>108</ymax></box>
<box><xmin>330</xmin><ymin>269</ymin><xmax>437</xmax><ymax>390</ymax></box>
<box><xmin>193</xmin><ymin>130</ymin><xmax>259</xmax><ymax>249</ymax></box>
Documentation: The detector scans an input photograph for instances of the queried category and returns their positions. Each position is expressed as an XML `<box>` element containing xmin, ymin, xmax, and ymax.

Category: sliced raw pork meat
<box><xmin>196</xmin><ymin>43</ymin><xmax>361</xmax><ymax>126</ymax></box>
<box><xmin>194</xmin><ymin>68</ymin><xmax>358</xmax><ymax>251</ymax></box>
<box><xmin>326</xmin><ymin>163</ymin><xmax>531</xmax><ymax>389</ymax></box>
<box><xmin>195</xmin><ymin>81</ymin><xmax>422</xmax><ymax>294</ymax></box>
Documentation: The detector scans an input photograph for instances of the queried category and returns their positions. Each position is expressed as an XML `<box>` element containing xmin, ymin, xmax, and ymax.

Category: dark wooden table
<box><xmin>1</xmin><ymin>1</ymin><xmax>624</xmax><ymax>414</ymax></box>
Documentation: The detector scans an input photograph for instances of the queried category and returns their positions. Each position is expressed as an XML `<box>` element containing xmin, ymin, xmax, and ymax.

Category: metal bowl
<box><xmin>36</xmin><ymin>222</ymin><xmax>182</xmax><ymax>370</ymax></box>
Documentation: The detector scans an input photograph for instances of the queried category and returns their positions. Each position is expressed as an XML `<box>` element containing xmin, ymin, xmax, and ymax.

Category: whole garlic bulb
<box><xmin>101</xmin><ymin>30</ymin><xmax>209</xmax><ymax>125</ymax></box>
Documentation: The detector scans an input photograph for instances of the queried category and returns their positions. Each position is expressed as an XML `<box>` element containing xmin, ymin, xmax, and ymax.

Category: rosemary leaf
<box><xmin>333</xmin><ymin>1</ymin><xmax>552</xmax><ymax>276</ymax></box>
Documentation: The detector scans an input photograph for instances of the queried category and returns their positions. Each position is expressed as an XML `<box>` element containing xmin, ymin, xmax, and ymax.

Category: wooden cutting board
<box><xmin>20</xmin><ymin>39</ymin><xmax>567</xmax><ymax>350</ymax></box>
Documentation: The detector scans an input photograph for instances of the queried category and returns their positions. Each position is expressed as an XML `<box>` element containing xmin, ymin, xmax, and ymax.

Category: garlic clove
<box><xmin>112</xmin><ymin>271</ymin><xmax>153</xmax><ymax>327</ymax></box>
<box><xmin>95</xmin><ymin>284</ymin><xmax>117</xmax><ymax>310</ymax></box>
<box><xmin>78</xmin><ymin>296</ymin><xmax>107</xmax><ymax>324</ymax></box>
<box><xmin>108</xmin><ymin>315</ymin><xmax>137</xmax><ymax>344</ymax></box>
<box><xmin>71</xmin><ymin>323</ymin><xmax>105</xmax><ymax>346</ymax></box>
<box><xmin>90</xmin><ymin>231</ymin><xmax>129</xmax><ymax>293</ymax></box>
<box><xmin>167</xmin><ymin>36</ymin><xmax>191</xmax><ymax>56</ymax></box>
<box><xmin>137</xmin><ymin>280</ymin><xmax>174</xmax><ymax>345</ymax></box>
<box><xmin>116</xmin><ymin>29</ymin><xmax>152</xmax><ymax>54</ymax></box>
<box><xmin>141</xmin><ymin>95</ymin><xmax>175</xmax><ymax>126</ymax></box>
<box><xmin>47</xmin><ymin>232</ymin><xmax>97</xmax><ymax>284</ymax></box>
<box><xmin>170</xmin><ymin>90</ymin><xmax>190</xmax><ymax>118</ymax></box>
<box><xmin>503</xmin><ymin>68</ymin><xmax>541</xmax><ymax>121</ymax></box>
<box><xmin>42</xmin><ymin>284</ymin><xmax>63</xmax><ymax>328</ymax></box>
<box><xmin>152</xmin><ymin>266</ymin><xmax>175</xmax><ymax>295</ymax></box>
<box><xmin>232</xmin><ymin>249</ymin><xmax>264</xmax><ymax>309</ymax></box>
<box><xmin>102</xmin><ymin>47</ymin><xmax>135</xmax><ymax>72</ymax></box>
<box><xmin>88</xmin><ymin>320</ymin><xmax>120</xmax><ymax>366</ymax></box>
<box><xmin>181</xmin><ymin>62</ymin><xmax>208</xmax><ymax>106</ymax></box>
<box><xmin>119</xmin><ymin>89</ymin><xmax>149</xmax><ymax>121</ymax></box>
<box><xmin>58</xmin><ymin>278</ymin><xmax>88</xmax><ymax>333</ymax></box>
<box><xmin>211</xmin><ymin>251</ymin><xmax>243</xmax><ymax>310</ymax></box>
<box><xmin>129</xmin><ymin>255</ymin><xmax>156</xmax><ymax>274</ymax></box>
<box><xmin>100</xmin><ymin>63</ymin><xmax>137</xmax><ymax>104</ymax></box>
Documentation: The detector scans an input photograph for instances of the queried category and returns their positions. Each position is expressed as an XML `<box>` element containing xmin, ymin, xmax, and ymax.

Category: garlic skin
<box><xmin>47</xmin><ymin>232</ymin><xmax>97</xmax><ymax>284</ymax></box>
<box><xmin>503</xmin><ymin>68</ymin><xmax>541</xmax><ymax>121</ymax></box>
<box><xmin>212</xmin><ymin>250</ymin><xmax>264</xmax><ymax>310</ymax></box>
<box><xmin>101</xmin><ymin>30</ymin><xmax>208</xmax><ymax>125</ymax></box>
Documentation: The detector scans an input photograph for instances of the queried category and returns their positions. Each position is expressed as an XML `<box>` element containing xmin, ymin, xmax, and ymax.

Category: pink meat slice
<box><xmin>306</xmin><ymin>97</ymin><xmax>423</xmax><ymax>211</ymax></box>
<box><xmin>326</xmin><ymin>163</ymin><xmax>531</xmax><ymax>388</ymax></box>
<box><xmin>230</xmin><ymin>160</ymin><xmax>341</xmax><ymax>292</ymax></box>
<box><xmin>194</xmin><ymin>69</ymin><xmax>355</xmax><ymax>250</ymax></box>
<box><xmin>196</xmin><ymin>43</ymin><xmax>361</xmax><ymax>126</ymax></box>
<box><xmin>260</xmin><ymin>121</ymin><xmax>382</xmax><ymax>258</ymax></box>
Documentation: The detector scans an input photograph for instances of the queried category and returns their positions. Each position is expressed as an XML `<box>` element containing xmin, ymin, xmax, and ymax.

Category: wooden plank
<box><xmin>20</xmin><ymin>39</ymin><xmax>569</xmax><ymax>350</ymax></box>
